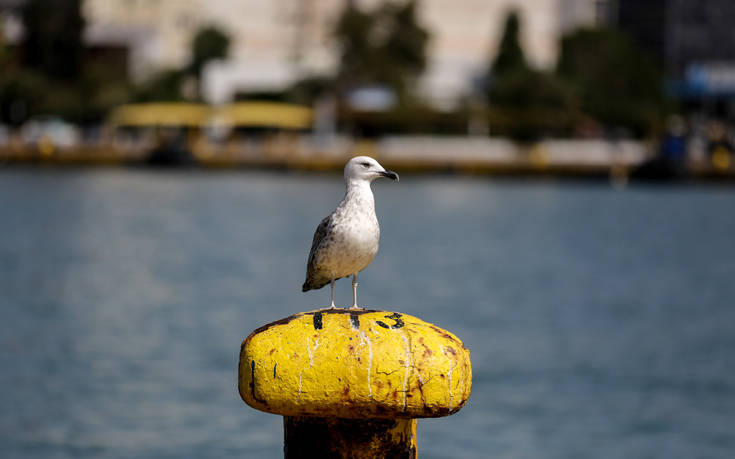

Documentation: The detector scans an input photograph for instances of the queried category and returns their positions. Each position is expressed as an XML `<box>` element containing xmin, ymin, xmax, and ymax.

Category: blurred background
<box><xmin>1</xmin><ymin>1</ymin><xmax>735</xmax><ymax>458</ymax></box>
<box><xmin>0</xmin><ymin>0</ymin><xmax>733</xmax><ymax>175</ymax></box>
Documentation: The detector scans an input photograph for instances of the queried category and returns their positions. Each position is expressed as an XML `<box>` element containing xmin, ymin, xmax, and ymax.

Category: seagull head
<box><xmin>344</xmin><ymin>156</ymin><xmax>399</xmax><ymax>184</ymax></box>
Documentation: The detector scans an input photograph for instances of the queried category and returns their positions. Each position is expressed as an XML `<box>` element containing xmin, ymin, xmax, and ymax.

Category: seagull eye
<box><xmin>360</xmin><ymin>162</ymin><xmax>370</xmax><ymax>168</ymax></box>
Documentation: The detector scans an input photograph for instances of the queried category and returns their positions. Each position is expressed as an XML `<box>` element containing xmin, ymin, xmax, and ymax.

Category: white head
<box><xmin>344</xmin><ymin>156</ymin><xmax>399</xmax><ymax>185</ymax></box>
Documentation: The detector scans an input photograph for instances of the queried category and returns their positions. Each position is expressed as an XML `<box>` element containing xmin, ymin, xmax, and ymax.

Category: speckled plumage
<box><xmin>302</xmin><ymin>186</ymin><xmax>380</xmax><ymax>291</ymax></box>
<box><xmin>302</xmin><ymin>156</ymin><xmax>399</xmax><ymax>308</ymax></box>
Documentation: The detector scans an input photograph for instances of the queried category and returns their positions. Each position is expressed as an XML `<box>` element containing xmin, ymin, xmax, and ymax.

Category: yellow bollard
<box><xmin>238</xmin><ymin>308</ymin><xmax>472</xmax><ymax>458</ymax></box>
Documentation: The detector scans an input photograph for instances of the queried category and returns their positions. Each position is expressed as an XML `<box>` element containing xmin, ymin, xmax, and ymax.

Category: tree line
<box><xmin>0</xmin><ymin>0</ymin><xmax>668</xmax><ymax>139</ymax></box>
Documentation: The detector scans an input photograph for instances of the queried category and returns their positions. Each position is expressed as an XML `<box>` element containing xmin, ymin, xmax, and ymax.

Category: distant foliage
<box><xmin>133</xmin><ymin>26</ymin><xmax>231</xmax><ymax>103</ymax></box>
<box><xmin>133</xmin><ymin>70</ymin><xmax>188</xmax><ymax>103</ymax></box>
<box><xmin>378</xmin><ymin>0</ymin><xmax>430</xmax><ymax>90</ymax></box>
<box><xmin>0</xmin><ymin>0</ymin><xmax>136</xmax><ymax>125</ymax></box>
<box><xmin>21</xmin><ymin>0</ymin><xmax>85</xmax><ymax>81</ymax></box>
<box><xmin>485</xmin><ymin>11</ymin><xmax>577</xmax><ymax>140</ymax></box>
<box><xmin>334</xmin><ymin>0</ymin><xmax>429</xmax><ymax>98</ymax></box>
<box><xmin>484</xmin><ymin>13</ymin><xmax>667</xmax><ymax>139</ymax></box>
<box><xmin>188</xmin><ymin>26</ymin><xmax>231</xmax><ymax>100</ymax></box>
<box><xmin>557</xmin><ymin>27</ymin><xmax>668</xmax><ymax>136</ymax></box>
<box><xmin>189</xmin><ymin>27</ymin><xmax>231</xmax><ymax>81</ymax></box>
<box><xmin>334</xmin><ymin>3</ymin><xmax>377</xmax><ymax>89</ymax></box>
<box><xmin>490</xmin><ymin>12</ymin><xmax>526</xmax><ymax>77</ymax></box>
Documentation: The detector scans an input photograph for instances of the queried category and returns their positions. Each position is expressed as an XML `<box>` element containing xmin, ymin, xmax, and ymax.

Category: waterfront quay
<box><xmin>2</xmin><ymin>133</ymin><xmax>733</xmax><ymax>182</ymax></box>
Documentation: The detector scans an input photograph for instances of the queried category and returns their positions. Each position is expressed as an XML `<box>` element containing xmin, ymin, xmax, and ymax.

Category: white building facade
<box><xmin>82</xmin><ymin>0</ymin><xmax>605</xmax><ymax>107</ymax></box>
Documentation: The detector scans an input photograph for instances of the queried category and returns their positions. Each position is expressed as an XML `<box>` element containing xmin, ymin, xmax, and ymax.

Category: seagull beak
<box><xmin>379</xmin><ymin>170</ymin><xmax>399</xmax><ymax>181</ymax></box>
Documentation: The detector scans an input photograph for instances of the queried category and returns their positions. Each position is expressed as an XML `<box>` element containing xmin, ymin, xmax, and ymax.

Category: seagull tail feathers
<box><xmin>302</xmin><ymin>276</ymin><xmax>332</xmax><ymax>292</ymax></box>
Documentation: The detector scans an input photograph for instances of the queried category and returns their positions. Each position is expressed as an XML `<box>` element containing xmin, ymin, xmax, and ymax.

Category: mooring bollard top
<box><xmin>239</xmin><ymin>308</ymin><xmax>472</xmax><ymax>419</ymax></box>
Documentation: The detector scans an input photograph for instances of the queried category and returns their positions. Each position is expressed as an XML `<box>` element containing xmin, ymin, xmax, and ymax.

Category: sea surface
<box><xmin>1</xmin><ymin>167</ymin><xmax>734</xmax><ymax>458</ymax></box>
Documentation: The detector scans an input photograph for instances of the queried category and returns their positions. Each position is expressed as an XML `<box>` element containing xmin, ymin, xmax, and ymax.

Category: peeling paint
<box><xmin>360</xmin><ymin>330</ymin><xmax>373</xmax><ymax>399</ymax></box>
<box><xmin>306</xmin><ymin>337</ymin><xmax>314</xmax><ymax>367</ymax></box>
<box><xmin>238</xmin><ymin>308</ymin><xmax>472</xmax><ymax>419</ymax></box>
<box><xmin>400</xmin><ymin>331</ymin><xmax>410</xmax><ymax>411</ymax></box>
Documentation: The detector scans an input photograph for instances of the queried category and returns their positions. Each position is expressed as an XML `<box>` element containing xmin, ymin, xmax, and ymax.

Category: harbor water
<box><xmin>1</xmin><ymin>168</ymin><xmax>734</xmax><ymax>458</ymax></box>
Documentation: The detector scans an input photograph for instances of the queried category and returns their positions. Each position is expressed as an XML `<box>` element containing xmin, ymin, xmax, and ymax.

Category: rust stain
<box><xmin>420</xmin><ymin>340</ymin><xmax>433</xmax><ymax>358</ymax></box>
<box><xmin>428</xmin><ymin>325</ymin><xmax>458</xmax><ymax>342</ymax></box>
<box><xmin>416</xmin><ymin>379</ymin><xmax>427</xmax><ymax>410</ymax></box>
<box><xmin>240</xmin><ymin>308</ymin><xmax>472</xmax><ymax>420</ymax></box>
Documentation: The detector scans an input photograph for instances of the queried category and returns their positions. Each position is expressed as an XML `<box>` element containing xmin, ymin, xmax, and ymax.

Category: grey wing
<box><xmin>309</xmin><ymin>215</ymin><xmax>331</xmax><ymax>254</ymax></box>
<box><xmin>302</xmin><ymin>215</ymin><xmax>332</xmax><ymax>292</ymax></box>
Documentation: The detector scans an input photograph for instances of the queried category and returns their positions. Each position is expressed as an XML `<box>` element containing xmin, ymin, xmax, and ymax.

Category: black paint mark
<box><xmin>313</xmin><ymin>312</ymin><xmax>323</xmax><ymax>330</ymax></box>
<box><xmin>387</xmin><ymin>312</ymin><xmax>404</xmax><ymax>328</ymax></box>
<box><xmin>251</xmin><ymin>360</ymin><xmax>257</xmax><ymax>398</ymax></box>
<box><xmin>273</xmin><ymin>363</ymin><xmax>277</xmax><ymax>379</ymax></box>
<box><xmin>350</xmin><ymin>312</ymin><xmax>360</xmax><ymax>329</ymax></box>
<box><xmin>248</xmin><ymin>308</ymin><xmax>381</xmax><ymax>337</ymax></box>
<box><xmin>376</xmin><ymin>312</ymin><xmax>404</xmax><ymax>329</ymax></box>
<box><xmin>250</xmin><ymin>360</ymin><xmax>266</xmax><ymax>403</ymax></box>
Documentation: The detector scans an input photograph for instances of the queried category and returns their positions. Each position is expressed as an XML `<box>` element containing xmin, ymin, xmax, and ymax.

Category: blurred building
<box><xmin>0</xmin><ymin>0</ymin><xmax>24</xmax><ymax>43</ymax></box>
<box><xmin>0</xmin><ymin>0</ymin><xmax>139</xmax><ymax>77</ymax></box>
<box><xmin>3</xmin><ymin>1</ymin><xmax>607</xmax><ymax>108</ymax></box>
<box><xmin>613</xmin><ymin>0</ymin><xmax>735</xmax><ymax>118</ymax></box>
<box><xmin>82</xmin><ymin>0</ymin><xmax>611</xmax><ymax>108</ymax></box>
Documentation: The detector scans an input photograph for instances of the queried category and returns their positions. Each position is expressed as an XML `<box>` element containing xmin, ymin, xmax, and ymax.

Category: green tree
<box><xmin>334</xmin><ymin>1</ymin><xmax>429</xmax><ymax>97</ymax></box>
<box><xmin>490</xmin><ymin>68</ymin><xmax>573</xmax><ymax>111</ymax></box>
<box><xmin>378</xmin><ymin>0</ymin><xmax>429</xmax><ymax>92</ymax></box>
<box><xmin>490</xmin><ymin>11</ymin><xmax>526</xmax><ymax>77</ymax></box>
<box><xmin>0</xmin><ymin>71</ymin><xmax>46</xmax><ymax>125</ymax></box>
<box><xmin>134</xmin><ymin>69</ymin><xmax>187</xmax><ymax>102</ymax></box>
<box><xmin>22</xmin><ymin>0</ymin><xmax>85</xmax><ymax>80</ymax></box>
<box><xmin>556</xmin><ymin>27</ymin><xmax>668</xmax><ymax>136</ymax></box>
<box><xmin>334</xmin><ymin>2</ymin><xmax>378</xmax><ymax>90</ymax></box>
<box><xmin>189</xmin><ymin>26</ymin><xmax>230</xmax><ymax>82</ymax></box>
<box><xmin>0</xmin><ymin>19</ymin><xmax>7</xmax><ymax>66</ymax></box>
<box><xmin>485</xmin><ymin>11</ymin><xmax>577</xmax><ymax>140</ymax></box>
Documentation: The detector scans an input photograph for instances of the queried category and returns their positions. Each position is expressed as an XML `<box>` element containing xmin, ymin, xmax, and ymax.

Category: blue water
<box><xmin>1</xmin><ymin>168</ymin><xmax>734</xmax><ymax>458</ymax></box>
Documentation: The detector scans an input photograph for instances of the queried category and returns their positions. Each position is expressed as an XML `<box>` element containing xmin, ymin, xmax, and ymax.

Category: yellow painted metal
<box><xmin>109</xmin><ymin>102</ymin><xmax>312</xmax><ymax>130</ymax></box>
<box><xmin>216</xmin><ymin>102</ymin><xmax>313</xmax><ymax>129</ymax></box>
<box><xmin>108</xmin><ymin>103</ymin><xmax>211</xmax><ymax>127</ymax></box>
<box><xmin>238</xmin><ymin>308</ymin><xmax>472</xmax><ymax>419</ymax></box>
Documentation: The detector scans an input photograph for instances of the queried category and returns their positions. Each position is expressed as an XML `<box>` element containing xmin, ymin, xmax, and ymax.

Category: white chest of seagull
<box><xmin>320</xmin><ymin>185</ymin><xmax>380</xmax><ymax>277</ymax></box>
<box><xmin>302</xmin><ymin>156</ymin><xmax>399</xmax><ymax>309</ymax></box>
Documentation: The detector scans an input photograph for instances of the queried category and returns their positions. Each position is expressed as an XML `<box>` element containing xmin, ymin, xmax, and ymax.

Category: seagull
<box><xmin>302</xmin><ymin>156</ymin><xmax>399</xmax><ymax>309</ymax></box>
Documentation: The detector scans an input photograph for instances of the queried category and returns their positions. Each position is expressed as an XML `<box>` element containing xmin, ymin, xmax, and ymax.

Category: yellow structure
<box><xmin>107</xmin><ymin>102</ymin><xmax>312</xmax><ymax>130</ymax></box>
<box><xmin>238</xmin><ymin>308</ymin><xmax>472</xmax><ymax>457</ymax></box>
<box><xmin>215</xmin><ymin>102</ymin><xmax>313</xmax><ymax>130</ymax></box>
<box><xmin>108</xmin><ymin>103</ymin><xmax>211</xmax><ymax>128</ymax></box>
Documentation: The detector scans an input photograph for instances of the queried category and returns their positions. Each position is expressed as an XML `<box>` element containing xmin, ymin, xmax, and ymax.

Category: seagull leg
<box><xmin>351</xmin><ymin>274</ymin><xmax>359</xmax><ymax>309</ymax></box>
<box><xmin>329</xmin><ymin>276</ymin><xmax>336</xmax><ymax>309</ymax></box>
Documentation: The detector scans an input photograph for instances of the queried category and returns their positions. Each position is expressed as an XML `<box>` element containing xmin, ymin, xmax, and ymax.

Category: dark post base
<box><xmin>283</xmin><ymin>416</ymin><xmax>417</xmax><ymax>458</ymax></box>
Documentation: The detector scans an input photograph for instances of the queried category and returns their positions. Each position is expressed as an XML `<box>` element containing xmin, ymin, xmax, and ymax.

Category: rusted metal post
<box><xmin>238</xmin><ymin>308</ymin><xmax>472</xmax><ymax>458</ymax></box>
